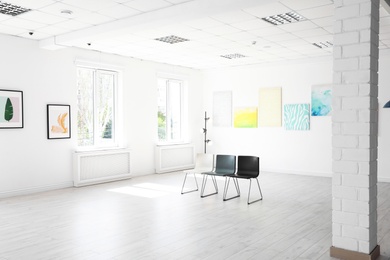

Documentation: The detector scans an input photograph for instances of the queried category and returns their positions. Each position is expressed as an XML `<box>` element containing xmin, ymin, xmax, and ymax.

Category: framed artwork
<box><xmin>47</xmin><ymin>104</ymin><xmax>71</xmax><ymax>139</ymax></box>
<box><xmin>0</xmin><ymin>89</ymin><xmax>24</xmax><ymax>129</ymax></box>
<box><xmin>311</xmin><ymin>84</ymin><xmax>332</xmax><ymax>116</ymax></box>
<box><xmin>284</xmin><ymin>104</ymin><xmax>310</xmax><ymax>131</ymax></box>
<box><xmin>213</xmin><ymin>91</ymin><xmax>232</xmax><ymax>127</ymax></box>
<box><xmin>259</xmin><ymin>87</ymin><xmax>282</xmax><ymax>127</ymax></box>
<box><xmin>234</xmin><ymin>107</ymin><xmax>258</xmax><ymax>128</ymax></box>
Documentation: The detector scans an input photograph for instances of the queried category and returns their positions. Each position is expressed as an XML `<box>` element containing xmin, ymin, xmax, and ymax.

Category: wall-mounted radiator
<box><xmin>155</xmin><ymin>144</ymin><xmax>195</xmax><ymax>173</ymax></box>
<box><xmin>73</xmin><ymin>149</ymin><xmax>131</xmax><ymax>187</ymax></box>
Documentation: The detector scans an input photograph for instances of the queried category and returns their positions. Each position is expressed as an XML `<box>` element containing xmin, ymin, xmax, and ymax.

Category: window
<box><xmin>77</xmin><ymin>67</ymin><xmax>118</xmax><ymax>147</ymax></box>
<box><xmin>157</xmin><ymin>77</ymin><xmax>187</xmax><ymax>143</ymax></box>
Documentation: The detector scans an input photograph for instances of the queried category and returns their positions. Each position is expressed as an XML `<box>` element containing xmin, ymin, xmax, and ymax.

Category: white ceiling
<box><xmin>1</xmin><ymin>0</ymin><xmax>390</xmax><ymax>69</ymax></box>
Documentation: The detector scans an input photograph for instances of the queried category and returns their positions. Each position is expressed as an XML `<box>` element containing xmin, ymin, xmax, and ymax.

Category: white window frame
<box><xmin>157</xmin><ymin>73</ymin><xmax>189</xmax><ymax>145</ymax></box>
<box><xmin>75</xmin><ymin>60</ymin><xmax>123</xmax><ymax>150</ymax></box>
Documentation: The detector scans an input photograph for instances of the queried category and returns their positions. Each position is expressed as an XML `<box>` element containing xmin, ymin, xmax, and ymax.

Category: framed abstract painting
<box><xmin>311</xmin><ymin>85</ymin><xmax>332</xmax><ymax>116</ymax></box>
<box><xmin>47</xmin><ymin>104</ymin><xmax>71</xmax><ymax>139</ymax></box>
<box><xmin>0</xmin><ymin>89</ymin><xmax>23</xmax><ymax>129</ymax></box>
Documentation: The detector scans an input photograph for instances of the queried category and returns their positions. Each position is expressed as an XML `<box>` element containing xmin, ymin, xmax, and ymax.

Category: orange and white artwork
<box><xmin>47</xmin><ymin>104</ymin><xmax>71</xmax><ymax>139</ymax></box>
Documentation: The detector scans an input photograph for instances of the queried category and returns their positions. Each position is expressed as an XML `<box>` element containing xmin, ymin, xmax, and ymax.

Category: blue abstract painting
<box><xmin>311</xmin><ymin>85</ymin><xmax>332</xmax><ymax>116</ymax></box>
<box><xmin>284</xmin><ymin>104</ymin><xmax>310</xmax><ymax>131</ymax></box>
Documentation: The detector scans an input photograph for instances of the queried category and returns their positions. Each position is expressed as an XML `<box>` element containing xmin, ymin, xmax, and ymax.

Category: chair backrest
<box><xmin>194</xmin><ymin>153</ymin><xmax>214</xmax><ymax>172</ymax></box>
<box><xmin>215</xmin><ymin>154</ymin><xmax>236</xmax><ymax>174</ymax></box>
<box><xmin>236</xmin><ymin>156</ymin><xmax>259</xmax><ymax>178</ymax></box>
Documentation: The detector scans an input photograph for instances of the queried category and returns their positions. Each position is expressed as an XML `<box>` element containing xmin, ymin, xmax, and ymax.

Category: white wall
<box><xmin>203</xmin><ymin>55</ymin><xmax>390</xmax><ymax>181</ymax></box>
<box><xmin>0</xmin><ymin>34</ymin><xmax>204</xmax><ymax>197</ymax></box>
<box><xmin>378</xmin><ymin>51</ymin><xmax>390</xmax><ymax>182</ymax></box>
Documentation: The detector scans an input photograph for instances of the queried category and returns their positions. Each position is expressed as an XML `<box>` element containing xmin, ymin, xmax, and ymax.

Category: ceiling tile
<box><xmin>265</xmin><ymin>33</ymin><xmax>299</xmax><ymax>42</ymax></box>
<box><xmin>279</xmin><ymin>20</ymin><xmax>318</xmax><ymax>32</ymax></box>
<box><xmin>17</xmin><ymin>30</ymin><xmax>51</xmax><ymax>40</ymax></box>
<box><xmin>96</xmin><ymin>4</ymin><xmax>141</xmax><ymax>19</ymax></box>
<box><xmin>292</xmin><ymin>28</ymin><xmax>329</xmax><ymax>38</ymax></box>
<box><xmin>220</xmin><ymin>31</ymin><xmax>257</xmax><ymax>42</ymax></box>
<box><xmin>277</xmin><ymin>38</ymin><xmax>310</xmax><ymax>47</ymax></box>
<box><xmin>37</xmin><ymin>25</ymin><xmax>73</xmax><ymax>35</ymax></box>
<box><xmin>280</xmin><ymin>0</ymin><xmax>333</xmax><ymax>11</ymax></box>
<box><xmin>39</xmin><ymin>2</ymin><xmax>91</xmax><ymax>19</ymax></box>
<box><xmin>0</xmin><ymin>24</ymin><xmax>26</xmax><ymax>35</ymax></box>
<box><xmin>184</xmin><ymin>17</ymin><xmax>225</xmax><ymax>29</ymax></box>
<box><xmin>165</xmin><ymin>0</ymin><xmax>193</xmax><ymax>4</ymax></box>
<box><xmin>231</xmin><ymin>18</ymin><xmax>270</xmax><ymax>31</ymax></box>
<box><xmin>1</xmin><ymin>17</ymin><xmax>47</xmax><ymax>31</ymax></box>
<box><xmin>311</xmin><ymin>16</ymin><xmax>334</xmax><ymax>27</ymax></box>
<box><xmin>123</xmin><ymin>0</ymin><xmax>172</xmax><ymax>12</ymax></box>
<box><xmin>5</xmin><ymin>0</ymin><xmax>54</xmax><ymax>9</ymax></box>
<box><xmin>248</xmin><ymin>26</ymin><xmax>287</xmax><ymax>37</ymax></box>
<box><xmin>243</xmin><ymin>2</ymin><xmax>292</xmax><ymax>18</ymax></box>
<box><xmin>60</xmin><ymin>0</ymin><xmax>117</xmax><ymax>12</ymax></box>
<box><xmin>18</xmin><ymin>10</ymin><xmax>68</xmax><ymax>24</ymax></box>
<box><xmin>74</xmin><ymin>12</ymin><xmax>114</xmax><ymax>25</ymax></box>
<box><xmin>298</xmin><ymin>4</ymin><xmax>334</xmax><ymax>20</ymax></box>
<box><xmin>55</xmin><ymin>19</ymin><xmax>92</xmax><ymax>30</ymax></box>
<box><xmin>211</xmin><ymin>10</ymin><xmax>256</xmax><ymax>24</ymax></box>
<box><xmin>202</xmin><ymin>25</ymin><xmax>242</xmax><ymax>35</ymax></box>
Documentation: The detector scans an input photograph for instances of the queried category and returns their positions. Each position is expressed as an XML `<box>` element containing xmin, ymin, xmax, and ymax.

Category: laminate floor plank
<box><xmin>0</xmin><ymin>171</ymin><xmax>389</xmax><ymax>260</ymax></box>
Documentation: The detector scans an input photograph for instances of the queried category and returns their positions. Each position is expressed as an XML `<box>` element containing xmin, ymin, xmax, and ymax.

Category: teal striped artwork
<box><xmin>311</xmin><ymin>85</ymin><xmax>332</xmax><ymax>116</ymax></box>
<box><xmin>284</xmin><ymin>104</ymin><xmax>310</xmax><ymax>130</ymax></box>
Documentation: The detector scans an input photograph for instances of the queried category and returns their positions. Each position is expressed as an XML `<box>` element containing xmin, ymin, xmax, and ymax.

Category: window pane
<box><xmin>168</xmin><ymin>81</ymin><xmax>181</xmax><ymax>141</ymax></box>
<box><xmin>77</xmin><ymin>68</ymin><xmax>94</xmax><ymax>146</ymax></box>
<box><xmin>96</xmin><ymin>71</ymin><xmax>115</xmax><ymax>143</ymax></box>
<box><xmin>157</xmin><ymin>79</ymin><xmax>167</xmax><ymax>141</ymax></box>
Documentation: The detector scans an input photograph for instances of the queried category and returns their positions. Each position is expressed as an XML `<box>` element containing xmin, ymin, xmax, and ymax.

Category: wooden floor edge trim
<box><xmin>330</xmin><ymin>245</ymin><xmax>380</xmax><ymax>260</ymax></box>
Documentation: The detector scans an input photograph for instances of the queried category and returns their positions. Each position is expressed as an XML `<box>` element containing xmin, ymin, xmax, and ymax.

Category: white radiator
<box><xmin>73</xmin><ymin>149</ymin><xmax>131</xmax><ymax>187</ymax></box>
<box><xmin>155</xmin><ymin>144</ymin><xmax>195</xmax><ymax>173</ymax></box>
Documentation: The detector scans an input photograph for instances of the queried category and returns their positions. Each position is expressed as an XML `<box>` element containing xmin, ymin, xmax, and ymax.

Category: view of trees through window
<box><xmin>157</xmin><ymin>78</ymin><xmax>183</xmax><ymax>142</ymax></box>
<box><xmin>77</xmin><ymin>67</ymin><xmax>116</xmax><ymax>147</ymax></box>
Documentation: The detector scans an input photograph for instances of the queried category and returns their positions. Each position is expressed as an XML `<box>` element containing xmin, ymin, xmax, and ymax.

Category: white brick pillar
<box><xmin>331</xmin><ymin>0</ymin><xmax>380</xmax><ymax>259</ymax></box>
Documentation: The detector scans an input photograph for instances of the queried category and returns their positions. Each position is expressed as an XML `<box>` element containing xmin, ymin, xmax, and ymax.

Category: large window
<box><xmin>157</xmin><ymin>77</ymin><xmax>187</xmax><ymax>143</ymax></box>
<box><xmin>77</xmin><ymin>67</ymin><xmax>118</xmax><ymax>147</ymax></box>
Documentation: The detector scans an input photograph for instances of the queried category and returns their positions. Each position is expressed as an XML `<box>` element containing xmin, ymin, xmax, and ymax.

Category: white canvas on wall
<box><xmin>259</xmin><ymin>87</ymin><xmax>282</xmax><ymax>127</ymax></box>
<box><xmin>213</xmin><ymin>91</ymin><xmax>232</xmax><ymax>127</ymax></box>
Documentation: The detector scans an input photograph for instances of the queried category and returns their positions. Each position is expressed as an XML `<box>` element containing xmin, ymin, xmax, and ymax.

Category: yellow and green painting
<box><xmin>234</xmin><ymin>107</ymin><xmax>258</xmax><ymax>128</ymax></box>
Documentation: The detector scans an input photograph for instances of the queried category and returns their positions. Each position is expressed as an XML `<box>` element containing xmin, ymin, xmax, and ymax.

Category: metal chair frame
<box><xmin>200</xmin><ymin>154</ymin><xmax>236</xmax><ymax>198</ymax></box>
<box><xmin>223</xmin><ymin>156</ymin><xmax>263</xmax><ymax>204</ymax></box>
<box><xmin>181</xmin><ymin>153</ymin><xmax>214</xmax><ymax>195</ymax></box>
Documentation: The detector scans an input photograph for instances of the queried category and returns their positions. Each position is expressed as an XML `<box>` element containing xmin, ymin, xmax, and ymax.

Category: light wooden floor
<box><xmin>0</xmin><ymin>172</ymin><xmax>389</xmax><ymax>260</ymax></box>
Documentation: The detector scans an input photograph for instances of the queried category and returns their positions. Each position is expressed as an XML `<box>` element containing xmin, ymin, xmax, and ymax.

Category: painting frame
<box><xmin>47</xmin><ymin>104</ymin><xmax>71</xmax><ymax>139</ymax></box>
<box><xmin>0</xmin><ymin>89</ymin><xmax>24</xmax><ymax>129</ymax></box>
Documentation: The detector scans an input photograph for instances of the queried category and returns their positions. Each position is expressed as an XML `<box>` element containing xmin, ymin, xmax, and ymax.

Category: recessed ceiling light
<box><xmin>312</xmin><ymin>41</ymin><xmax>333</xmax><ymax>48</ymax></box>
<box><xmin>155</xmin><ymin>35</ymin><xmax>189</xmax><ymax>44</ymax></box>
<box><xmin>262</xmin><ymin>11</ymin><xmax>305</xmax><ymax>26</ymax></box>
<box><xmin>0</xmin><ymin>1</ymin><xmax>31</xmax><ymax>16</ymax></box>
<box><xmin>220</xmin><ymin>53</ymin><xmax>246</xmax><ymax>59</ymax></box>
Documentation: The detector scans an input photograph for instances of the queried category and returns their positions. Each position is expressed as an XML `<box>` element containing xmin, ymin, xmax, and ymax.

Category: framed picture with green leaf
<box><xmin>47</xmin><ymin>104</ymin><xmax>71</xmax><ymax>139</ymax></box>
<box><xmin>0</xmin><ymin>89</ymin><xmax>24</xmax><ymax>129</ymax></box>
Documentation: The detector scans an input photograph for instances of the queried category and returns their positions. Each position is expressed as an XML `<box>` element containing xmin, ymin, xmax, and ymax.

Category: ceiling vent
<box><xmin>0</xmin><ymin>1</ymin><xmax>31</xmax><ymax>16</ymax></box>
<box><xmin>155</xmin><ymin>35</ymin><xmax>189</xmax><ymax>44</ymax></box>
<box><xmin>220</xmin><ymin>53</ymin><xmax>246</xmax><ymax>59</ymax></box>
<box><xmin>262</xmin><ymin>11</ymin><xmax>305</xmax><ymax>25</ymax></box>
<box><xmin>313</xmin><ymin>41</ymin><xmax>333</xmax><ymax>48</ymax></box>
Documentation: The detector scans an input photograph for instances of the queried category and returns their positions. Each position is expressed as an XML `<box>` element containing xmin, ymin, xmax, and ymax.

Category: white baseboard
<box><xmin>262</xmin><ymin>168</ymin><xmax>332</xmax><ymax>178</ymax></box>
<box><xmin>379</xmin><ymin>177</ymin><xmax>390</xmax><ymax>183</ymax></box>
<box><xmin>0</xmin><ymin>181</ymin><xmax>73</xmax><ymax>199</ymax></box>
<box><xmin>263</xmin><ymin>168</ymin><xmax>390</xmax><ymax>183</ymax></box>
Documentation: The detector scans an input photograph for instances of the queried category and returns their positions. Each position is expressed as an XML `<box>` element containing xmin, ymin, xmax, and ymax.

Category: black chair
<box><xmin>200</xmin><ymin>154</ymin><xmax>236</xmax><ymax>198</ymax></box>
<box><xmin>223</xmin><ymin>155</ymin><xmax>263</xmax><ymax>204</ymax></box>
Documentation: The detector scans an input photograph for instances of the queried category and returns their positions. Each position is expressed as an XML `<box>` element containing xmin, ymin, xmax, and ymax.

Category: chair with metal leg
<box><xmin>181</xmin><ymin>153</ymin><xmax>214</xmax><ymax>194</ymax></box>
<box><xmin>223</xmin><ymin>155</ymin><xmax>263</xmax><ymax>204</ymax></box>
<box><xmin>200</xmin><ymin>154</ymin><xmax>236</xmax><ymax>198</ymax></box>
